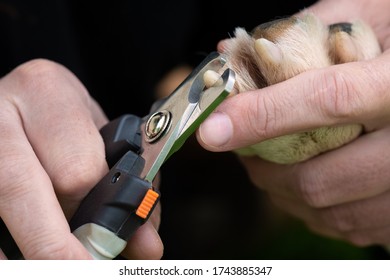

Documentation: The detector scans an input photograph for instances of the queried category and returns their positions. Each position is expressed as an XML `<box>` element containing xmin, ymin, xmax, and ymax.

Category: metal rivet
<box><xmin>145</xmin><ymin>110</ymin><xmax>171</xmax><ymax>143</ymax></box>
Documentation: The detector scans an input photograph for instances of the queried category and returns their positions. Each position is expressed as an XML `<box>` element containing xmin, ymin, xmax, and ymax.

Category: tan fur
<box><xmin>219</xmin><ymin>12</ymin><xmax>381</xmax><ymax>164</ymax></box>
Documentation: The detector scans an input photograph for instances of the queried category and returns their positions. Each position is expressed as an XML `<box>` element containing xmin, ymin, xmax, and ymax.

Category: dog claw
<box><xmin>254</xmin><ymin>38</ymin><xmax>282</xmax><ymax>65</ymax></box>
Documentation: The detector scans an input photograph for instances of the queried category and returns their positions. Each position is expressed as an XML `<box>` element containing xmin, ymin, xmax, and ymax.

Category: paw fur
<box><xmin>220</xmin><ymin>12</ymin><xmax>381</xmax><ymax>164</ymax></box>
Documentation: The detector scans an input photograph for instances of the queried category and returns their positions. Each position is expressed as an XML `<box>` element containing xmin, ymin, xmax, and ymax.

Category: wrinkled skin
<box><xmin>217</xmin><ymin>12</ymin><xmax>380</xmax><ymax>164</ymax></box>
<box><xmin>198</xmin><ymin>0</ymin><xmax>390</xmax><ymax>248</ymax></box>
<box><xmin>0</xmin><ymin>60</ymin><xmax>163</xmax><ymax>259</ymax></box>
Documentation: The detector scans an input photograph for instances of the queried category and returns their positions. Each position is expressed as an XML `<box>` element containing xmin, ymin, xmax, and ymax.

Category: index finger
<box><xmin>0</xmin><ymin>111</ymin><xmax>92</xmax><ymax>259</ymax></box>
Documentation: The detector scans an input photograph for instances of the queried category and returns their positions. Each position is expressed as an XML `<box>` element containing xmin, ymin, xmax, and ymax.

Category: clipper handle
<box><xmin>70</xmin><ymin>114</ymin><xmax>160</xmax><ymax>259</ymax></box>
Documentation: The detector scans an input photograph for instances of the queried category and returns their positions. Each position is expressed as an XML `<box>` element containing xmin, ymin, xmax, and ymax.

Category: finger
<box><xmin>119</xmin><ymin>198</ymin><xmax>162</xmax><ymax>260</ymax></box>
<box><xmin>293</xmin><ymin>128</ymin><xmax>390</xmax><ymax>207</ymax></box>
<box><xmin>90</xmin><ymin>97</ymin><xmax>110</xmax><ymax>130</ymax></box>
<box><xmin>240</xmin><ymin>127</ymin><xmax>390</xmax><ymax>207</ymax></box>
<box><xmin>0</xmin><ymin>111</ymin><xmax>91</xmax><ymax>259</ymax></box>
<box><xmin>271</xmin><ymin>189</ymin><xmax>390</xmax><ymax>232</ymax></box>
<box><xmin>0</xmin><ymin>248</ymin><xmax>7</xmax><ymax>260</ymax></box>
<box><xmin>308</xmin><ymin>222</ymin><xmax>390</xmax><ymax>247</ymax></box>
<box><xmin>238</xmin><ymin>155</ymin><xmax>299</xmax><ymax>198</ymax></box>
<box><xmin>3</xmin><ymin>59</ymin><xmax>109</xmax><ymax>218</ymax></box>
<box><xmin>269</xmin><ymin>195</ymin><xmax>345</xmax><ymax>242</ymax></box>
<box><xmin>270</xmin><ymin>195</ymin><xmax>316</xmax><ymax>223</ymax></box>
<box><xmin>275</xmin><ymin>196</ymin><xmax>390</xmax><ymax>247</ymax></box>
<box><xmin>120</xmin><ymin>221</ymin><xmax>164</xmax><ymax>260</ymax></box>
<box><xmin>148</xmin><ymin>201</ymin><xmax>161</xmax><ymax>230</ymax></box>
<box><xmin>0</xmin><ymin>60</ymin><xmax>102</xmax><ymax>259</ymax></box>
<box><xmin>198</xmin><ymin>54</ymin><xmax>390</xmax><ymax>151</ymax></box>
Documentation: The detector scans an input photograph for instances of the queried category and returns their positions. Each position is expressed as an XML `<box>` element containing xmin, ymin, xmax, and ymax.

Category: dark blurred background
<box><xmin>0</xmin><ymin>0</ymin><xmax>388</xmax><ymax>259</ymax></box>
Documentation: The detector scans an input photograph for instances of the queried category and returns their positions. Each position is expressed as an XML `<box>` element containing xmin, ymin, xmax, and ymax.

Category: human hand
<box><xmin>197</xmin><ymin>3</ymin><xmax>390</xmax><ymax>247</ymax></box>
<box><xmin>0</xmin><ymin>59</ymin><xmax>163</xmax><ymax>259</ymax></box>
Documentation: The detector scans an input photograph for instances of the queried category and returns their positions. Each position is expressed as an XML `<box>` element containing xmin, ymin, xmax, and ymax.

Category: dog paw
<box><xmin>214</xmin><ymin>12</ymin><xmax>381</xmax><ymax>164</ymax></box>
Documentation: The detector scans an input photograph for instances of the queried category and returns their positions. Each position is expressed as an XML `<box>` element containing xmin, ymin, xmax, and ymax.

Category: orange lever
<box><xmin>136</xmin><ymin>189</ymin><xmax>160</xmax><ymax>219</ymax></box>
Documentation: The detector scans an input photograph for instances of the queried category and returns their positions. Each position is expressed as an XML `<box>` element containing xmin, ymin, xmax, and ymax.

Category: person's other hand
<box><xmin>0</xmin><ymin>59</ymin><xmax>163</xmax><ymax>259</ymax></box>
<box><xmin>198</xmin><ymin>1</ymin><xmax>390</xmax><ymax>246</ymax></box>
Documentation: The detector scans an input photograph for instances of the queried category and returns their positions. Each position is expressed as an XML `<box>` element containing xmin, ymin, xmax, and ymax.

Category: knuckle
<box><xmin>13</xmin><ymin>59</ymin><xmax>63</xmax><ymax>86</ymax></box>
<box><xmin>344</xmin><ymin>232</ymin><xmax>372</xmax><ymax>247</ymax></box>
<box><xmin>11</xmin><ymin>59</ymin><xmax>65</xmax><ymax>100</ymax></box>
<box><xmin>50</xmin><ymin>152</ymin><xmax>107</xmax><ymax>199</ymax></box>
<box><xmin>294</xmin><ymin>170</ymin><xmax>329</xmax><ymax>208</ymax></box>
<box><xmin>251</xmin><ymin>92</ymin><xmax>282</xmax><ymax>139</ymax></box>
<box><xmin>11</xmin><ymin>59</ymin><xmax>88</xmax><ymax>101</ymax></box>
<box><xmin>313</xmin><ymin>69</ymin><xmax>364</xmax><ymax>121</ymax></box>
<box><xmin>318</xmin><ymin>207</ymin><xmax>356</xmax><ymax>232</ymax></box>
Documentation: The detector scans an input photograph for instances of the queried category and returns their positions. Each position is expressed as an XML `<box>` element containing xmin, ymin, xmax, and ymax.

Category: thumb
<box><xmin>197</xmin><ymin>62</ymin><xmax>383</xmax><ymax>152</ymax></box>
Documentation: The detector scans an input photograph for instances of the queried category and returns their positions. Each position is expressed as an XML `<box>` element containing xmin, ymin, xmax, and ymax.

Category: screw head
<box><xmin>145</xmin><ymin>110</ymin><xmax>171</xmax><ymax>142</ymax></box>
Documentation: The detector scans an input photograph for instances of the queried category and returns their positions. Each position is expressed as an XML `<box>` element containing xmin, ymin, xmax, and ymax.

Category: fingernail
<box><xmin>199</xmin><ymin>112</ymin><xmax>233</xmax><ymax>147</ymax></box>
